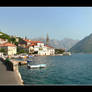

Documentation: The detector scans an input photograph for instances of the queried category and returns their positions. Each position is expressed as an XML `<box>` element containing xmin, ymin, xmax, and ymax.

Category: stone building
<box><xmin>0</xmin><ymin>42</ymin><xmax>17</xmax><ymax>55</ymax></box>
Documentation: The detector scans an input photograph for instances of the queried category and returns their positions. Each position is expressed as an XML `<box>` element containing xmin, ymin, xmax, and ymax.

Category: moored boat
<box><xmin>27</xmin><ymin>64</ymin><xmax>46</xmax><ymax>69</ymax></box>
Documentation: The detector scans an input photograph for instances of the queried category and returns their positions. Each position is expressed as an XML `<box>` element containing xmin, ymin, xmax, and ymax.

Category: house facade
<box><xmin>45</xmin><ymin>45</ymin><xmax>55</xmax><ymax>55</ymax></box>
<box><xmin>18</xmin><ymin>38</ymin><xmax>55</xmax><ymax>56</ymax></box>
<box><xmin>38</xmin><ymin>45</ymin><xmax>55</xmax><ymax>55</ymax></box>
<box><xmin>28</xmin><ymin>41</ymin><xmax>44</xmax><ymax>54</ymax></box>
<box><xmin>28</xmin><ymin>41</ymin><xmax>55</xmax><ymax>55</ymax></box>
<box><xmin>0</xmin><ymin>42</ymin><xmax>17</xmax><ymax>55</ymax></box>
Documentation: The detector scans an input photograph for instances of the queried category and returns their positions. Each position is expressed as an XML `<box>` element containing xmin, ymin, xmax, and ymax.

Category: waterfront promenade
<box><xmin>0</xmin><ymin>60</ymin><xmax>23</xmax><ymax>85</ymax></box>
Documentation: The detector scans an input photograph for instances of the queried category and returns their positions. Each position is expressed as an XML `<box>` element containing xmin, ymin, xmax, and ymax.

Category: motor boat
<box><xmin>27</xmin><ymin>64</ymin><xmax>46</xmax><ymax>69</ymax></box>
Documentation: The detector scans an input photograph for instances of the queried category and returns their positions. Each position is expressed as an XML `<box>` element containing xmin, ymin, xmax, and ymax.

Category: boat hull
<box><xmin>27</xmin><ymin>64</ymin><xmax>46</xmax><ymax>69</ymax></box>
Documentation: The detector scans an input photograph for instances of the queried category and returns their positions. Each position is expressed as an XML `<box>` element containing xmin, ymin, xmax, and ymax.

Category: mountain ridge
<box><xmin>0</xmin><ymin>32</ymin><xmax>79</xmax><ymax>50</ymax></box>
<box><xmin>69</xmin><ymin>33</ymin><xmax>92</xmax><ymax>53</ymax></box>
<box><xmin>32</xmin><ymin>37</ymin><xmax>79</xmax><ymax>50</ymax></box>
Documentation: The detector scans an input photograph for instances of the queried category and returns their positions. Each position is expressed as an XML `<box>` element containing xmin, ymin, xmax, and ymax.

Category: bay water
<box><xmin>19</xmin><ymin>53</ymin><xmax>92</xmax><ymax>85</ymax></box>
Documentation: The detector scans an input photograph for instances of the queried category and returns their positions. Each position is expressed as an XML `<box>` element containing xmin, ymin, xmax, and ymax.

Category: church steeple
<box><xmin>25</xmin><ymin>36</ymin><xmax>27</xmax><ymax>40</ymax></box>
<box><xmin>46</xmin><ymin>33</ymin><xmax>49</xmax><ymax>45</ymax></box>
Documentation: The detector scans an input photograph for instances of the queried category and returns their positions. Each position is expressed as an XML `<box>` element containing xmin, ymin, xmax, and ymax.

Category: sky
<box><xmin>0</xmin><ymin>7</ymin><xmax>92</xmax><ymax>40</ymax></box>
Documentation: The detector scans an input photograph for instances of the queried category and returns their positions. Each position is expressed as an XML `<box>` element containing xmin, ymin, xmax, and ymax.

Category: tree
<box><xmin>55</xmin><ymin>49</ymin><xmax>65</xmax><ymax>54</ymax></box>
<box><xmin>0</xmin><ymin>48</ymin><xmax>7</xmax><ymax>54</ymax></box>
<box><xmin>10</xmin><ymin>37</ymin><xmax>16</xmax><ymax>43</ymax></box>
<box><xmin>15</xmin><ymin>42</ymin><xmax>18</xmax><ymax>46</ymax></box>
<box><xmin>17</xmin><ymin>46</ymin><xmax>29</xmax><ymax>54</ymax></box>
<box><xmin>17</xmin><ymin>49</ymin><xmax>25</xmax><ymax>54</ymax></box>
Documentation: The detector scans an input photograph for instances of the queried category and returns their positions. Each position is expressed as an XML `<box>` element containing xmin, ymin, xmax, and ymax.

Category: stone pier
<box><xmin>0</xmin><ymin>58</ymin><xmax>24</xmax><ymax>85</ymax></box>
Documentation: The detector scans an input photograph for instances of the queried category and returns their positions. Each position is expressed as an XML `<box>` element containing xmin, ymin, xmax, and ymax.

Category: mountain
<box><xmin>49</xmin><ymin>38</ymin><xmax>79</xmax><ymax>50</ymax></box>
<box><xmin>0</xmin><ymin>32</ymin><xmax>79</xmax><ymax>50</ymax></box>
<box><xmin>31</xmin><ymin>37</ymin><xmax>79</xmax><ymax>51</ymax></box>
<box><xmin>60</xmin><ymin>38</ymin><xmax>79</xmax><ymax>50</ymax></box>
<box><xmin>69</xmin><ymin>33</ymin><xmax>92</xmax><ymax>53</ymax></box>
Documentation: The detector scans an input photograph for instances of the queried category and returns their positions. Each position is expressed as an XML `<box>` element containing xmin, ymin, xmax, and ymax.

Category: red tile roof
<box><xmin>29</xmin><ymin>44</ymin><xmax>36</xmax><ymax>46</ymax></box>
<box><xmin>45</xmin><ymin>45</ymin><xmax>54</xmax><ymax>48</ymax></box>
<box><xmin>0</xmin><ymin>42</ymin><xmax>16</xmax><ymax>47</ymax></box>
<box><xmin>24</xmin><ymin>39</ymin><xmax>43</xmax><ymax>44</ymax></box>
<box><xmin>30</xmin><ymin>41</ymin><xmax>43</xmax><ymax>43</ymax></box>
<box><xmin>24</xmin><ymin>39</ymin><xmax>31</xmax><ymax>43</ymax></box>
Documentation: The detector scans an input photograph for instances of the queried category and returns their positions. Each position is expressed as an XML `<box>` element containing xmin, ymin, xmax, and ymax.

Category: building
<box><xmin>0</xmin><ymin>42</ymin><xmax>17</xmax><ymax>55</ymax></box>
<box><xmin>28</xmin><ymin>41</ymin><xmax>55</xmax><ymax>55</ymax></box>
<box><xmin>18</xmin><ymin>38</ymin><xmax>27</xmax><ymax>47</ymax></box>
<box><xmin>38</xmin><ymin>45</ymin><xmax>55</xmax><ymax>55</ymax></box>
<box><xmin>14</xmin><ymin>36</ymin><xmax>20</xmax><ymax>42</ymax></box>
<box><xmin>0</xmin><ymin>38</ymin><xmax>8</xmax><ymax>44</ymax></box>
<box><xmin>18</xmin><ymin>38</ymin><xmax>32</xmax><ymax>47</ymax></box>
<box><xmin>45</xmin><ymin>45</ymin><xmax>55</xmax><ymax>55</ymax></box>
<box><xmin>24</xmin><ymin>39</ymin><xmax>32</xmax><ymax>46</ymax></box>
<box><xmin>28</xmin><ymin>41</ymin><xmax>44</xmax><ymax>54</ymax></box>
<box><xmin>18</xmin><ymin>38</ymin><xmax>55</xmax><ymax>56</ymax></box>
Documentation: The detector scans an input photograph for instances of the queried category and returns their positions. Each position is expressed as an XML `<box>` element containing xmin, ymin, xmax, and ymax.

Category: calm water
<box><xmin>19</xmin><ymin>53</ymin><xmax>92</xmax><ymax>85</ymax></box>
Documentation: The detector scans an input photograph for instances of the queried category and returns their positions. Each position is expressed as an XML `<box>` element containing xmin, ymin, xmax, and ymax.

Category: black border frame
<box><xmin>0</xmin><ymin>0</ymin><xmax>92</xmax><ymax>90</ymax></box>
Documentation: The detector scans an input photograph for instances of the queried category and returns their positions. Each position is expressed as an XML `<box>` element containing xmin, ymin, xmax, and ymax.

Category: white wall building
<box><xmin>23</xmin><ymin>40</ymin><xmax>55</xmax><ymax>56</ymax></box>
<box><xmin>0</xmin><ymin>42</ymin><xmax>17</xmax><ymax>55</ymax></box>
<box><xmin>7</xmin><ymin>46</ymin><xmax>17</xmax><ymax>55</ymax></box>
<box><xmin>38</xmin><ymin>45</ymin><xmax>55</xmax><ymax>55</ymax></box>
<box><xmin>34</xmin><ymin>44</ymin><xmax>55</xmax><ymax>56</ymax></box>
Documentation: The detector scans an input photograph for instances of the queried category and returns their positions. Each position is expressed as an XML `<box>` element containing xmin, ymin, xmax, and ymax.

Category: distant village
<box><xmin>0</xmin><ymin>33</ymin><xmax>56</xmax><ymax>56</ymax></box>
<box><xmin>0</xmin><ymin>32</ymin><xmax>71</xmax><ymax>56</ymax></box>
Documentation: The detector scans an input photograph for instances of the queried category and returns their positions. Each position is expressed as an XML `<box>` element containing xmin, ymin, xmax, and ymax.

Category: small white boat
<box><xmin>27</xmin><ymin>64</ymin><xmax>46</xmax><ymax>69</ymax></box>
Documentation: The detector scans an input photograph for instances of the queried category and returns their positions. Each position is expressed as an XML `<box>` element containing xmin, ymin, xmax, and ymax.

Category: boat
<box><xmin>27</xmin><ymin>59</ymin><xmax>32</xmax><ymax>63</ymax></box>
<box><xmin>27</xmin><ymin>64</ymin><xmax>46</xmax><ymax>69</ymax></box>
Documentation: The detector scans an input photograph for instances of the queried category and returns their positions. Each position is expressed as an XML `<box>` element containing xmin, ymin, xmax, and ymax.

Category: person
<box><xmin>5</xmin><ymin>56</ymin><xmax>11</xmax><ymax>71</ymax></box>
<box><xmin>5</xmin><ymin>56</ymin><xmax>10</xmax><ymax>63</ymax></box>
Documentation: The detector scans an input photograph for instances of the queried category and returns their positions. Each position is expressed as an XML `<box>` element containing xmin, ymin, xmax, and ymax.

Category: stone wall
<box><xmin>10</xmin><ymin>60</ymin><xmax>24</xmax><ymax>85</ymax></box>
<box><xmin>0</xmin><ymin>57</ymin><xmax>24</xmax><ymax>85</ymax></box>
